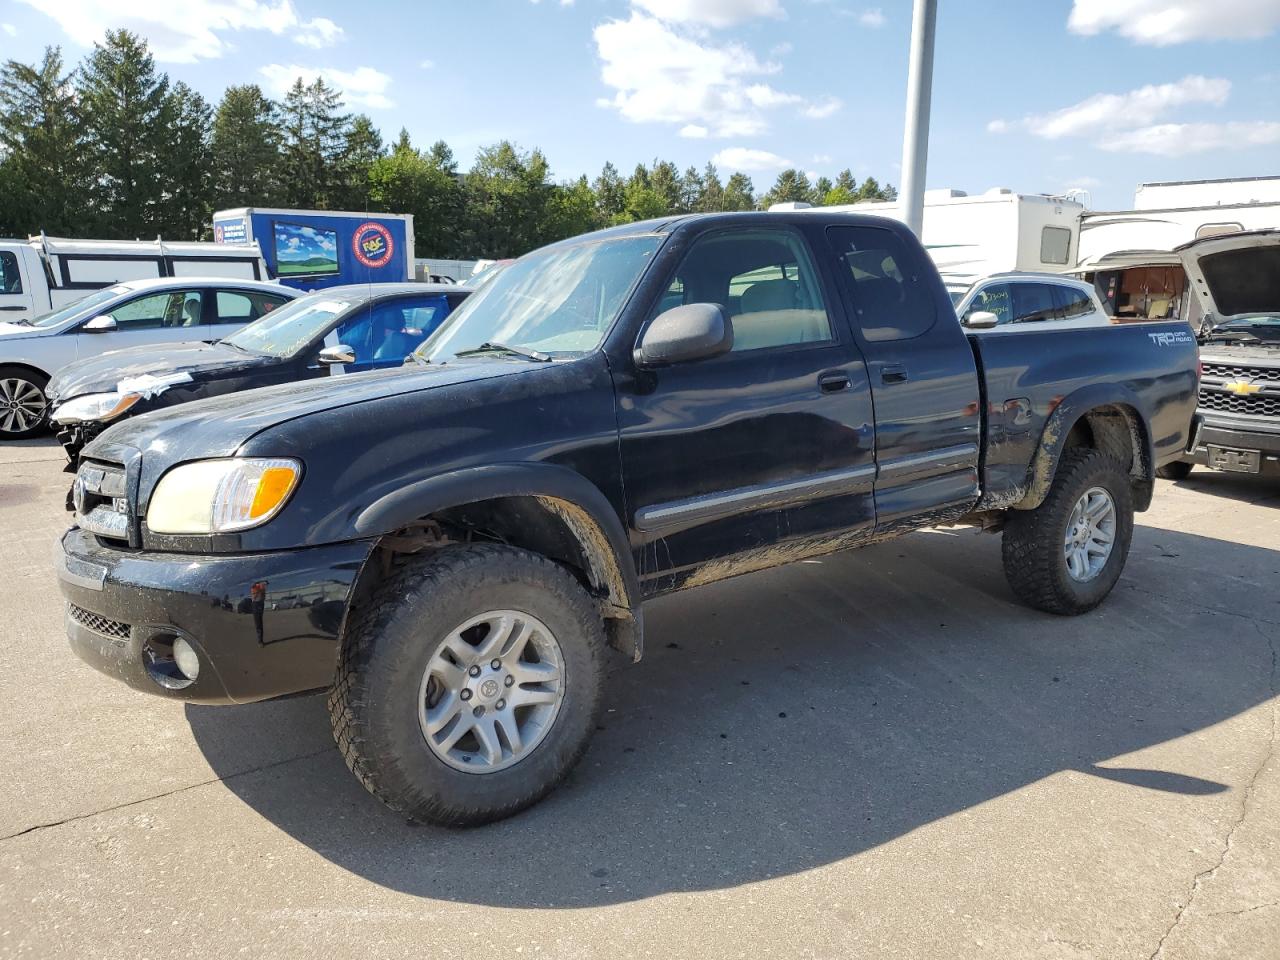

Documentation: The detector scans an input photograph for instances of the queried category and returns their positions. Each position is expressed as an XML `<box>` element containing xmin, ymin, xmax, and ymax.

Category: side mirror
<box><xmin>636</xmin><ymin>303</ymin><xmax>733</xmax><ymax>367</ymax></box>
<box><xmin>318</xmin><ymin>344</ymin><xmax>356</xmax><ymax>365</ymax></box>
<box><xmin>83</xmin><ymin>315</ymin><xmax>117</xmax><ymax>333</ymax></box>
<box><xmin>965</xmin><ymin>310</ymin><xmax>999</xmax><ymax>330</ymax></box>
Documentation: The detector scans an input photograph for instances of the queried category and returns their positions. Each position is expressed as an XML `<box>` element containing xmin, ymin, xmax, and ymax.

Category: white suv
<box><xmin>953</xmin><ymin>273</ymin><xmax>1110</xmax><ymax>331</ymax></box>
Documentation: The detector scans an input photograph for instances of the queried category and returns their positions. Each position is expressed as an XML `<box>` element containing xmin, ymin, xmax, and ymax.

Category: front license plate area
<box><xmin>1207</xmin><ymin>445</ymin><xmax>1261</xmax><ymax>474</ymax></box>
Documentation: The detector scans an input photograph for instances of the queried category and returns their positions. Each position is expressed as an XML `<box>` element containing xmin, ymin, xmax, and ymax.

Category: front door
<box><xmin>74</xmin><ymin>288</ymin><xmax>211</xmax><ymax>359</ymax></box>
<box><xmin>615</xmin><ymin>224</ymin><xmax>877</xmax><ymax>594</ymax></box>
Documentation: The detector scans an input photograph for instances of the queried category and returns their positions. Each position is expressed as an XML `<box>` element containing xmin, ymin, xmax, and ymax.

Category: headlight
<box><xmin>146</xmin><ymin>458</ymin><xmax>302</xmax><ymax>534</ymax></box>
<box><xmin>53</xmin><ymin>391</ymin><xmax>141</xmax><ymax>423</ymax></box>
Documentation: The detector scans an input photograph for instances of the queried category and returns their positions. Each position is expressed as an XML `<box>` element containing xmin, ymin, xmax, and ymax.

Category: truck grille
<box><xmin>67</xmin><ymin>603</ymin><xmax>131</xmax><ymax>641</ymax></box>
<box><xmin>1199</xmin><ymin>390</ymin><xmax>1280</xmax><ymax>418</ymax></box>
<box><xmin>1201</xmin><ymin>362</ymin><xmax>1280</xmax><ymax>383</ymax></box>
<box><xmin>73</xmin><ymin>459</ymin><xmax>132</xmax><ymax>543</ymax></box>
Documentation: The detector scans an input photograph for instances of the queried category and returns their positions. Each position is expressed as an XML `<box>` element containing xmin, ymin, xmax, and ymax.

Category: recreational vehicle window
<box><xmin>1195</xmin><ymin>222</ymin><xmax>1244</xmax><ymax>240</ymax></box>
<box><xmin>1040</xmin><ymin>227</ymin><xmax>1072</xmax><ymax>265</ymax></box>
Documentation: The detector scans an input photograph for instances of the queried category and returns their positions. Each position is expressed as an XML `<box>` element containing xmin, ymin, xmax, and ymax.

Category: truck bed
<box><xmin>968</xmin><ymin>321</ymin><xmax>1200</xmax><ymax>509</ymax></box>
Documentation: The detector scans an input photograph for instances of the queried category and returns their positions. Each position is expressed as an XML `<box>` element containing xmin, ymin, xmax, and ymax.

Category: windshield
<box><xmin>420</xmin><ymin>236</ymin><xmax>664</xmax><ymax>362</ymax></box>
<box><xmin>29</xmin><ymin>287</ymin><xmax>123</xmax><ymax>328</ymax></box>
<box><xmin>223</xmin><ymin>294</ymin><xmax>358</xmax><ymax>357</ymax></box>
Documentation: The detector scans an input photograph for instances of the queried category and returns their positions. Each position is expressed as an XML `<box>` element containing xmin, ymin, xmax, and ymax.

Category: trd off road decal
<box><xmin>1147</xmin><ymin>330</ymin><xmax>1195</xmax><ymax>346</ymax></box>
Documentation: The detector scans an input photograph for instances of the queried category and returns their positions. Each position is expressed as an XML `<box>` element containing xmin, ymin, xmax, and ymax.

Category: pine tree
<box><xmin>77</xmin><ymin>30</ymin><xmax>171</xmax><ymax>236</ymax></box>
<box><xmin>762</xmin><ymin>169</ymin><xmax>812</xmax><ymax>208</ymax></box>
<box><xmin>0</xmin><ymin>46</ymin><xmax>82</xmax><ymax>235</ymax></box>
<box><xmin>593</xmin><ymin>162</ymin><xmax>625</xmax><ymax>223</ymax></box>
<box><xmin>812</xmin><ymin>176</ymin><xmax>833</xmax><ymax>206</ymax></box>
<box><xmin>336</xmin><ymin>114</ymin><xmax>384</xmax><ymax>210</ymax></box>
<box><xmin>678</xmin><ymin>165</ymin><xmax>704</xmax><ymax>213</ymax></box>
<box><xmin>279</xmin><ymin>76</ymin><xmax>351</xmax><ymax>209</ymax></box>
<box><xmin>723</xmin><ymin>172</ymin><xmax>756</xmax><ymax>211</ymax></box>
<box><xmin>156</xmin><ymin>82</ymin><xmax>214</xmax><ymax>238</ymax></box>
<box><xmin>211</xmin><ymin>85</ymin><xmax>282</xmax><ymax>209</ymax></box>
<box><xmin>698</xmin><ymin>163</ymin><xmax>725</xmax><ymax>212</ymax></box>
<box><xmin>649</xmin><ymin>160</ymin><xmax>682</xmax><ymax>212</ymax></box>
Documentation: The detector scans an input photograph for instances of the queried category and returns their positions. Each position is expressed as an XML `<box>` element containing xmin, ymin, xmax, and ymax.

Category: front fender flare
<box><xmin>354</xmin><ymin>462</ymin><xmax>644</xmax><ymax>656</ymax></box>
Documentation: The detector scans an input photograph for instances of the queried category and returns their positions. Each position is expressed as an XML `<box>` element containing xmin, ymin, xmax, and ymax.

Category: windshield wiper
<box><xmin>221</xmin><ymin>340</ymin><xmax>262</xmax><ymax>355</ymax></box>
<box><xmin>453</xmin><ymin>341</ymin><xmax>552</xmax><ymax>362</ymax></box>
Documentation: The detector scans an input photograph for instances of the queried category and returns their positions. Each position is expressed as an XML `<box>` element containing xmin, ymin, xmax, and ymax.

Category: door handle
<box><xmin>879</xmin><ymin>363</ymin><xmax>909</xmax><ymax>384</ymax></box>
<box><xmin>818</xmin><ymin>370</ymin><xmax>852</xmax><ymax>393</ymax></box>
<box><xmin>0</xmin><ymin>306</ymin><xmax>26</xmax><ymax>311</ymax></box>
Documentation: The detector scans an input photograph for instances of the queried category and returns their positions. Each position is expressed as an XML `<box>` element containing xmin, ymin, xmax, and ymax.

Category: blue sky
<box><xmin>2</xmin><ymin>0</ymin><xmax>1278</xmax><ymax>208</ymax></box>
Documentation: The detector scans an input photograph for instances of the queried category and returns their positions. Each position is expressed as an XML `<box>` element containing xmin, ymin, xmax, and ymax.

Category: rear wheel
<box><xmin>1001</xmin><ymin>449</ymin><xmax>1134</xmax><ymax>615</ymax></box>
<box><xmin>0</xmin><ymin>367</ymin><xmax>49</xmax><ymax>440</ymax></box>
<box><xmin>329</xmin><ymin>544</ymin><xmax>605</xmax><ymax>827</ymax></box>
<box><xmin>1156</xmin><ymin>460</ymin><xmax>1193</xmax><ymax>481</ymax></box>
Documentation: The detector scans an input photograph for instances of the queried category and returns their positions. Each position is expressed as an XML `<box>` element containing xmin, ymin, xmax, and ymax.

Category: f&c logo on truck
<box><xmin>352</xmin><ymin>222</ymin><xmax>394</xmax><ymax>268</ymax></box>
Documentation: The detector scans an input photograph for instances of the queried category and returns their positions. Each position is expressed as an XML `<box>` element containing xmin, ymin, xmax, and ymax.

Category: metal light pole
<box><xmin>899</xmin><ymin>0</ymin><xmax>938</xmax><ymax>237</ymax></box>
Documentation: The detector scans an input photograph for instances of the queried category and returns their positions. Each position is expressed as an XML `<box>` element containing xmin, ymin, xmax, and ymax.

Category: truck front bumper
<box><xmin>56</xmin><ymin>526</ymin><xmax>376</xmax><ymax>705</ymax></box>
<box><xmin>1187</xmin><ymin>416</ymin><xmax>1280</xmax><ymax>477</ymax></box>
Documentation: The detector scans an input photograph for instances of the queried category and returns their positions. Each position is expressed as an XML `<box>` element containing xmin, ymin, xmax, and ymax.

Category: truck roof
<box><xmin>541</xmin><ymin>210</ymin><xmax>912</xmax><ymax>248</ymax></box>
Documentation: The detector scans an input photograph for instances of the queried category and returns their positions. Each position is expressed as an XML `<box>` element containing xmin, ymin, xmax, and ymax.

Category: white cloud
<box><xmin>632</xmin><ymin>0</ymin><xmax>784</xmax><ymax>27</ymax></box>
<box><xmin>15</xmin><ymin>0</ymin><xmax>343</xmax><ymax>62</ymax></box>
<box><xmin>802</xmin><ymin>96</ymin><xmax>841</xmax><ymax>119</ymax></box>
<box><xmin>594</xmin><ymin>11</ymin><xmax>838</xmax><ymax>137</ymax></box>
<box><xmin>1100</xmin><ymin>120</ymin><xmax>1280</xmax><ymax>155</ymax></box>
<box><xmin>858</xmin><ymin>7</ymin><xmax>886</xmax><ymax>27</ymax></box>
<box><xmin>260</xmin><ymin>64</ymin><xmax>395</xmax><ymax>109</ymax></box>
<box><xmin>812</xmin><ymin>153</ymin><xmax>832</xmax><ymax>164</ymax></box>
<box><xmin>1</xmin><ymin>23</ymin><xmax>15</xmax><ymax>36</ymax></box>
<box><xmin>769</xmin><ymin>41</ymin><xmax>793</xmax><ymax>56</ymax></box>
<box><xmin>712</xmin><ymin>147</ymin><xmax>792</xmax><ymax>172</ymax></box>
<box><xmin>680</xmin><ymin>124</ymin><xmax>710</xmax><ymax>138</ymax></box>
<box><xmin>1068</xmin><ymin>0</ymin><xmax>1280</xmax><ymax>45</ymax></box>
<box><xmin>986</xmin><ymin>118</ymin><xmax>1010</xmax><ymax>133</ymax></box>
<box><xmin>419</xmin><ymin>59</ymin><xmax>436</xmax><ymax>70</ymax></box>
<box><xmin>1026</xmin><ymin>75</ymin><xmax>1230</xmax><ymax>139</ymax></box>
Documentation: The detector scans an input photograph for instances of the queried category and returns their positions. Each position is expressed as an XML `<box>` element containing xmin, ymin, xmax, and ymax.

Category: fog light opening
<box><xmin>143</xmin><ymin>632</ymin><xmax>199</xmax><ymax>690</ymax></box>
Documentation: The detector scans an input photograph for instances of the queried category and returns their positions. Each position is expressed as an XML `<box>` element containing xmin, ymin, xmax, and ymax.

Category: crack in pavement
<box><xmin>1149</xmin><ymin>622</ymin><xmax>1279</xmax><ymax>960</ymax></box>
<box><xmin>1208</xmin><ymin>901</ymin><xmax>1280</xmax><ymax>918</ymax></box>
<box><xmin>1122</xmin><ymin>579</ymin><xmax>1280</xmax><ymax>627</ymax></box>
<box><xmin>0</xmin><ymin>746</ymin><xmax>333</xmax><ymax>843</ymax></box>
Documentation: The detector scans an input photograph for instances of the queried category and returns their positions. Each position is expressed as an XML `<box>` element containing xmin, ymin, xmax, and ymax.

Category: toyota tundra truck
<box><xmin>55</xmin><ymin>212</ymin><xmax>1199</xmax><ymax>826</ymax></box>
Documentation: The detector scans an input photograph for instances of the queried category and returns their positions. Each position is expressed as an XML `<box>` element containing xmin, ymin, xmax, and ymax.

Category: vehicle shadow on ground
<box><xmin>186</xmin><ymin>524</ymin><xmax>1277</xmax><ymax>908</ymax></box>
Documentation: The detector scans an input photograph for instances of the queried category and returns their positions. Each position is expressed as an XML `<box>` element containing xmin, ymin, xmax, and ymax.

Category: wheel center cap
<box><xmin>478</xmin><ymin>678</ymin><xmax>500</xmax><ymax>700</ymax></box>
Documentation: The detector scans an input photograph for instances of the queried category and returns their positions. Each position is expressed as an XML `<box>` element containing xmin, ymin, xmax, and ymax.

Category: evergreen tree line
<box><xmin>0</xmin><ymin>31</ymin><xmax>896</xmax><ymax>261</ymax></box>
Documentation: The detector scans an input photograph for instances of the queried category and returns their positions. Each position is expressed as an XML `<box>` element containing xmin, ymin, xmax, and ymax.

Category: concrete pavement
<box><xmin>0</xmin><ymin>439</ymin><xmax>1276</xmax><ymax>959</ymax></box>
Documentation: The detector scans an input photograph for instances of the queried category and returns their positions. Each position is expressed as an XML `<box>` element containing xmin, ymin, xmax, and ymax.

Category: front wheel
<box><xmin>328</xmin><ymin>544</ymin><xmax>605</xmax><ymax>827</ymax></box>
<box><xmin>1001</xmin><ymin>449</ymin><xmax>1134</xmax><ymax>615</ymax></box>
<box><xmin>0</xmin><ymin>367</ymin><xmax>50</xmax><ymax>440</ymax></box>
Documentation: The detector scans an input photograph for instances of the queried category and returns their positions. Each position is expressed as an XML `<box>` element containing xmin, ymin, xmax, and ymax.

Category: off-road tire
<box><xmin>1001</xmin><ymin>449</ymin><xmax>1134</xmax><ymax>616</ymax></box>
<box><xmin>328</xmin><ymin>543</ymin><xmax>605</xmax><ymax>827</ymax></box>
<box><xmin>1156</xmin><ymin>460</ymin><xmax>1193</xmax><ymax>481</ymax></box>
<box><xmin>0</xmin><ymin>366</ymin><xmax>49</xmax><ymax>440</ymax></box>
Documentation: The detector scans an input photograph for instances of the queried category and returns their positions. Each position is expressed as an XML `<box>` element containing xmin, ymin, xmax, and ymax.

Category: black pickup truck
<box><xmin>56</xmin><ymin>212</ymin><xmax>1199</xmax><ymax>826</ymax></box>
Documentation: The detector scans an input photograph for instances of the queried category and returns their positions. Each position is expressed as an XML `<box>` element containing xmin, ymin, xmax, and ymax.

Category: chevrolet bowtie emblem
<box><xmin>1224</xmin><ymin>380</ymin><xmax>1262</xmax><ymax>396</ymax></box>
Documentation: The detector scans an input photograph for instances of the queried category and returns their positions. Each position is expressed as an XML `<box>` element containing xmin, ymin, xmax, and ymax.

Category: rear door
<box><xmin>823</xmin><ymin>224</ymin><xmax>982</xmax><ymax>528</ymax></box>
<box><xmin>208</xmin><ymin>289</ymin><xmax>293</xmax><ymax>341</ymax></box>
<box><xmin>615</xmin><ymin>223</ymin><xmax>877</xmax><ymax>593</ymax></box>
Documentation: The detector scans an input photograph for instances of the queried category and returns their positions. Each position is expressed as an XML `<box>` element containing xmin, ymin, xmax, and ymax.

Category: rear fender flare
<box><xmin>1017</xmin><ymin>385</ymin><xmax>1154</xmax><ymax>511</ymax></box>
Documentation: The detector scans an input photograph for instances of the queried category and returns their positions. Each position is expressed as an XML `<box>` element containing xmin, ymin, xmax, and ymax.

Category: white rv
<box><xmin>805</xmin><ymin>188</ymin><xmax>1086</xmax><ymax>294</ymax></box>
<box><xmin>0</xmin><ymin>235</ymin><xmax>267</xmax><ymax>324</ymax></box>
<box><xmin>1073</xmin><ymin>177</ymin><xmax>1280</xmax><ymax>326</ymax></box>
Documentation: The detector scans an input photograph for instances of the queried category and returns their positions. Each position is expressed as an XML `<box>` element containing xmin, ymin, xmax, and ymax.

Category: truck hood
<box><xmin>47</xmin><ymin>340</ymin><xmax>275</xmax><ymax>402</ymax></box>
<box><xmin>1176</xmin><ymin>229</ymin><xmax>1280</xmax><ymax>322</ymax></box>
<box><xmin>84</xmin><ymin>357</ymin><xmax>532</xmax><ymax>466</ymax></box>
